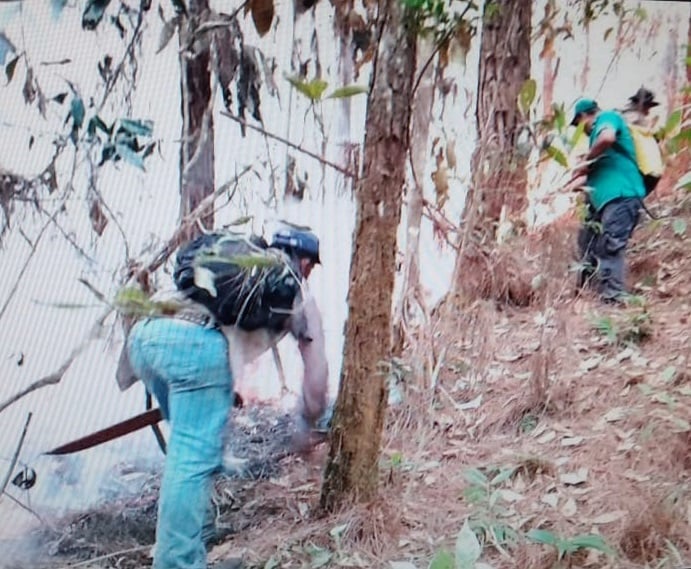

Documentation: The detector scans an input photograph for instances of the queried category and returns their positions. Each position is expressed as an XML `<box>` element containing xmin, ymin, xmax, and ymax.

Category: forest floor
<box><xmin>7</xmin><ymin>187</ymin><xmax>691</xmax><ymax>569</ymax></box>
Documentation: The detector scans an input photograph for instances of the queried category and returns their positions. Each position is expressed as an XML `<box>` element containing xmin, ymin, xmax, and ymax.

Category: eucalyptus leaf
<box><xmin>518</xmin><ymin>78</ymin><xmax>536</xmax><ymax>116</ymax></box>
<box><xmin>82</xmin><ymin>0</ymin><xmax>112</xmax><ymax>31</ymax></box>
<box><xmin>455</xmin><ymin>519</ymin><xmax>482</xmax><ymax>569</ymax></box>
<box><xmin>526</xmin><ymin>528</ymin><xmax>560</xmax><ymax>546</ymax></box>
<box><xmin>5</xmin><ymin>55</ymin><xmax>19</xmax><ymax>83</ymax></box>
<box><xmin>463</xmin><ymin>467</ymin><xmax>488</xmax><ymax>486</ymax></box>
<box><xmin>326</xmin><ymin>85</ymin><xmax>368</xmax><ymax>99</ymax></box>
<box><xmin>115</xmin><ymin>143</ymin><xmax>145</xmax><ymax>170</ymax></box>
<box><xmin>428</xmin><ymin>550</ymin><xmax>454</xmax><ymax>569</ymax></box>
<box><xmin>118</xmin><ymin>118</ymin><xmax>154</xmax><ymax>137</ymax></box>
<box><xmin>672</xmin><ymin>218</ymin><xmax>687</xmax><ymax>237</ymax></box>
<box><xmin>70</xmin><ymin>97</ymin><xmax>85</xmax><ymax>129</ymax></box>
<box><xmin>286</xmin><ymin>75</ymin><xmax>329</xmax><ymax>101</ymax></box>
<box><xmin>545</xmin><ymin>145</ymin><xmax>568</xmax><ymax>168</ymax></box>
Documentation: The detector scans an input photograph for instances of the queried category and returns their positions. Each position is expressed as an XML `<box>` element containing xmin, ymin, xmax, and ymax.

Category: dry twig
<box><xmin>221</xmin><ymin>111</ymin><xmax>358</xmax><ymax>179</ymax></box>
<box><xmin>0</xmin><ymin>412</ymin><xmax>32</xmax><ymax>497</ymax></box>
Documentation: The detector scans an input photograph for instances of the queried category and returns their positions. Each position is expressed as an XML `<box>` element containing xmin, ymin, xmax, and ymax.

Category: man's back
<box><xmin>587</xmin><ymin>109</ymin><xmax>646</xmax><ymax>211</ymax></box>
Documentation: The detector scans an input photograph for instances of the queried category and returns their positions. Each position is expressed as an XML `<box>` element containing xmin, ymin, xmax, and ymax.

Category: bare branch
<box><xmin>0</xmin><ymin>308</ymin><xmax>112</xmax><ymax>415</ymax></box>
<box><xmin>2</xmin><ymin>490</ymin><xmax>50</xmax><ymax>527</ymax></box>
<box><xmin>0</xmin><ymin>412</ymin><xmax>32</xmax><ymax>497</ymax></box>
<box><xmin>97</xmin><ymin>8</ymin><xmax>147</xmax><ymax>113</ymax></box>
<box><xmin>131</xmin><ymin>165</ymin><xmax>252</xmax><ymax>281</ymax></box>
<box><xmin>0</xmin><ymin>205</ymin><xmax>60</xmax><ymax>323</ymax></box>
<box><xmin>221</xmin><ymin>111</ymin><xmax>358</xmax><ymax>179</ymax></box>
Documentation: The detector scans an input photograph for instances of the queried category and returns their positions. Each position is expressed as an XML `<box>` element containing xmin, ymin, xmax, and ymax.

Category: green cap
<box><xmin>570</xmin><ymin>98</ymin><xmax>599</xmax><ymax>126</ymax></box>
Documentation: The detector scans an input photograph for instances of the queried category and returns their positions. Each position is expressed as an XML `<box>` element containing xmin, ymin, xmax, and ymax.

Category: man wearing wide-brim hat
<box><xmin>569</xmin><ymin>97</ymin><xmax>646</xmax><ymax>304</ymax></box>
<box><xmin>623</xmin><ymin>86</ymin><xmax>660</xmax><ymax>129</ymax></box>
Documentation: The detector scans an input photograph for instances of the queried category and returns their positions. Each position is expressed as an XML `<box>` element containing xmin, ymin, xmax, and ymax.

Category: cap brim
<box><xmin>570</xmin><ymin>114</ymin><xmax>581</xmax><ymax>127</ymax></box>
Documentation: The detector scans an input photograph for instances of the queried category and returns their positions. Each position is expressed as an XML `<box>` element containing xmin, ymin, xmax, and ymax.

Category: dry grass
<box><xmin>22</xmin><ymin>191</ymin><xmax>691</xmax><ymax>569</ymax></box>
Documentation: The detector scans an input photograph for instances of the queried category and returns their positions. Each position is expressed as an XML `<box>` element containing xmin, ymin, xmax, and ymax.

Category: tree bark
<box><xmin>392</xmin><ymin>38</ymin><xmax>435</xmax><ymax>359</ymax></box>
<box><xmin>179</xmin><ymin>0</ymin><xmax>215</xmax><ymax>241</ymax></box>
<box><xmin>451</xmin><ymin>0</ymin><xmax>531</xmax><ymax>296</ymax></box>
<box><xmin>320</xmin><ymin>0</ymin><xmax>415</xmax><ymax>511</ymax></box>
<box><xmin>472</xmin><ymin>0</ymin><xmax>531</xmax><ymax>223</ymax></box>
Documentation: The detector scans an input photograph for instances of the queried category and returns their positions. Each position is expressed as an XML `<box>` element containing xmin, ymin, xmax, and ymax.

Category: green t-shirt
<box><xmin>586</xmin><ymin>110</ymin><xmax>646</xmax><ymax>211</ymax></box>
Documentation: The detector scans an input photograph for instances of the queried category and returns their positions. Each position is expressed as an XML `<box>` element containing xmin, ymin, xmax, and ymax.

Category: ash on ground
<box><xmin>8</xmin><ymin>404</ymin><xmax>312</xmax><ymax>569</ymax></box>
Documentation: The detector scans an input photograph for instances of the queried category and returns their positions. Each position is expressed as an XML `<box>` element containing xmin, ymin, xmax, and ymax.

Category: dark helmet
<box><xmin>271</xmin><ymin>228</ymin><xmax>321</xmax><ymax>264</ymax></box>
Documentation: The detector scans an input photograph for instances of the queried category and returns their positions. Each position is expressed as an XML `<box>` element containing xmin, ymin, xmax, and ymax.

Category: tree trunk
<box><xmin>179</xmin><ymin>0</ymin><xmax>215</xmax><ymax>241</ymax></box>
<box><xmin>451</xmin><ymin>0</ymin><xmax>531</xmax><ymax>295</ymax></box>
<box><xmin>320</xmin><ymin>0</ymin><xmax>415</xmax><ymax>512</ymax></box>
<box><xmin>472</xmin><ymin>0</ymin><xmax>531</xmax><ymax>224</ymax></box>
<box><xmin>392</xmin><ymin>38</ymin><xmax>435</xmax><ymax>360</ymax></box>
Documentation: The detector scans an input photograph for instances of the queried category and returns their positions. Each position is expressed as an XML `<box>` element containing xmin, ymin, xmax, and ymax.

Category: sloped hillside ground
<box><xmin>9</xmin><ymin>189</ymin><xmax>691</xmax><ymax>569</ymax></box>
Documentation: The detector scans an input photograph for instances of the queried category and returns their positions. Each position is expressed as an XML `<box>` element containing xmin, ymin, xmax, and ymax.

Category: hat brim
<box><xmin>570</xmin><ymin>114</ymin><xmax>581</xmax><ymax>127</ymax></box>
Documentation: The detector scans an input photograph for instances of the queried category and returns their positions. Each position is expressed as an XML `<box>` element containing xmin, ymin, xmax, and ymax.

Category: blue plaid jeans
<box><xmin>127</xmin><ymin>317</ymin><xmax>233</xmax><ymax>569</ymax></box>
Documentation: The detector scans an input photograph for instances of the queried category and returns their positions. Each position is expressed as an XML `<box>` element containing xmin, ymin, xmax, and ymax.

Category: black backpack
<box><xmin>172</xmin><ymin>232</ymin><xmax>303</xmax><ymax>332</ymax></box>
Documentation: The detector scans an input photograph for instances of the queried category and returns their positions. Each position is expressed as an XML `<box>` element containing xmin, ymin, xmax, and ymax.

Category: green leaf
<box><xmin>553</xmin><ymin>103</ymin><xmax>566</xmax><ymax>133</ymax></box>
<box><xmin>227</xmin><ymin>215</ymin><xmax>253</xmax><ymax>226</ymax></box>
<box><xmin>672</xmin><ymin>218</ymin><xmax>687</xmax><ymax>237</ymax></box>
<box><xmin>5</xmin><ymin>55</ymin><xmax>19</xmax><ymax>83</ymax></box>
<box><xmin>70</xmin><ymin>97</ymin><xmax>85</xmax><ymax>129</ymax></box>
<box><xmin>118</xmin><ymin>118</ymin><xmax>153</xmax><ymax>137</ymax></box>
<box><xmin>570</xmin><ymin>120</ymin><xmax>586</xmax><ymax>148</ymax></box>
<box><xmin>428</xmin><ymin>550</ymin><xmax>454</xmax><ymax>569</ymax></box>
<box><xmin>518</xmin><ymin>78</ymin><xmax>537</xmax><ymax>116</ymax></box>
<box><xmin>455</xmin><ymin>519</ymin><xmax>482</xmax><ymax>569</ymax></box>
<box><xmin>463</xmin><ymin>484</ymin><xmax>488</xmax><ymax>504</ymax></box>
<box><xmin>326</xmin><ymin>85</ymin><xmax>368</xmax><ymax>99</ymax></box>
<box><xmin>51</xmin><ymin>0</ymin><xmax>68</xmax><ymax>20</ymax></box>
<box><xmin>661</xmin><ymin>109</ymin><xmax>682</xmax><ymax>138</ymax></box>
<box><xmin>87</xmin><ymin>115</ymin><xmax>111</xmax><ymax>138</ymax></box>
<box><xmin>115</xmin><ymin>143</ymin><xmax>145</xmax><ymax>170</ymax></box>
<box><xmin>286</xmin><ymin>75</ymin><xmax>329</xmax><ymax>101</ymax></box>
<box><xmin>82</xmin><ymin>0</ymin><xmax>112</xmax><ymax>31</ymax></box>
<box><xmin>545</xmin><ymin>145</ymin><xmax>568</xmax><ymax>168</ymax></box>
<box><xmin>463</xmin><ymin>467</ymin><xmax>488</xmax><ymax>486</ymax></box>
<box><xmin>567</xmin><ymin>534</ymin><xmax>615</xmax><ymax>556</ymax></box>
<box><xmin>526</xmin><ymin>529</ymin><xmax>560</xmax><ymax>547</ymax></box>
<box><xmin>490</xmin><ymin>466</ymin><xmax>516</xmax><ymax>486</ymax></box>
<box><xmin>306</xmin><ymin>545</ymin><xmax>332</xmax><ymax>568</ymax></box>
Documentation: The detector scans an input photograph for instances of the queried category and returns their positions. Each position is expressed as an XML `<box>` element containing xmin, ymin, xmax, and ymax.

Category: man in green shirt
<box><xmin>570</xmin><ymin>98</ymin><xmax>646</xmax><ymax>303</ymax></box>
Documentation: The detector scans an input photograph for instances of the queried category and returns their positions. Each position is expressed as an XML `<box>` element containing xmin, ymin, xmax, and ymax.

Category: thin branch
<box><xmin>220</xmin><ymin>111</ymin><xmax>358</xmax><ymax>179</ymax></box>
<box><xmin>411</xmin><ymin>2</ymin><xmax>474</xmax><ymax>96</ymax></box>
<box><xmin>133</xmin><ymin>165</ymin><xmax>252</xmax><ymax>280</ymax></box>
<box><xmin>38</xmin><ymin>205</ymin><xmax>97</xmax><ymax>265</ymax></box>
<box><xmin>0</xmin><ymin>308</ymin><xmax>112</xmax><ymax>415</ymax></box>
<box><xmin>87</xmin><ymin>155</ymin><xmax>131</xmax><ymax>262</ymax></box>
<box><xmin>0</xmin><ymin>412</ymin><xmax>32</xmax><ymax>497</ymax></box>
<box><xmin>2</xmin><ymin>490</ymin><xmax>50</xmax><ymax>527</ymax></box>
<box><xmin>78</xmin><ymin>278</ymin><xmax>110</xmax><ymax>306</ymax></box>
<box><xmin>97</xmin><ymin>8</ymin><xmax>147</xmax><ymax>113</ymax></box>
<box><xmin>0</xmin><ymin>204</ymin><xmax>60</xmax><ymax>323</ymax></box>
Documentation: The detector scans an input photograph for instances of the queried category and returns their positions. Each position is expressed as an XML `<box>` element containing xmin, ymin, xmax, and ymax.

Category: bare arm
<box><xmin>292</xmin><ymin>294</ymin><xmax>329</xmax><ymax>427</ymax></box>
<box><xmin>586</xmin><ymin>127</ymin><xmax>616</xmax><ymax>161</ymax></box>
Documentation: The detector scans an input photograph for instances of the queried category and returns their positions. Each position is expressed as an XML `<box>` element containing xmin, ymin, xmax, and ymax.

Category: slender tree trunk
<box><xmin>451</xmin><ymin>0</ymin><xmax>531</xmax><ymax>295</ymax></box>
<box><xmin>472</xmin><ymin>0</ymin><xmax>531</xmax><ymax>223</ymax></box>
<box><xmin>179</xmin><ymin>0</ymin><xmax>215</xmax><ymax>241</ymax></box>
<box><xmin>320</xmin><ymin>0</ymin><xmax>416</xmax><ymax>511</ymax></box>
<box><xmin>392</xmin><ymin>38</ymin><xmax>435</xmax><ymax>359</ymax></box>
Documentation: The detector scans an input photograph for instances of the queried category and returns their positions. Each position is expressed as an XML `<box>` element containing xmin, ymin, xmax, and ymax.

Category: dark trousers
<box><xmin>577</xmin><ymin>197</ymin><xmax>641</xmax><ymax>301</ymax></box>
